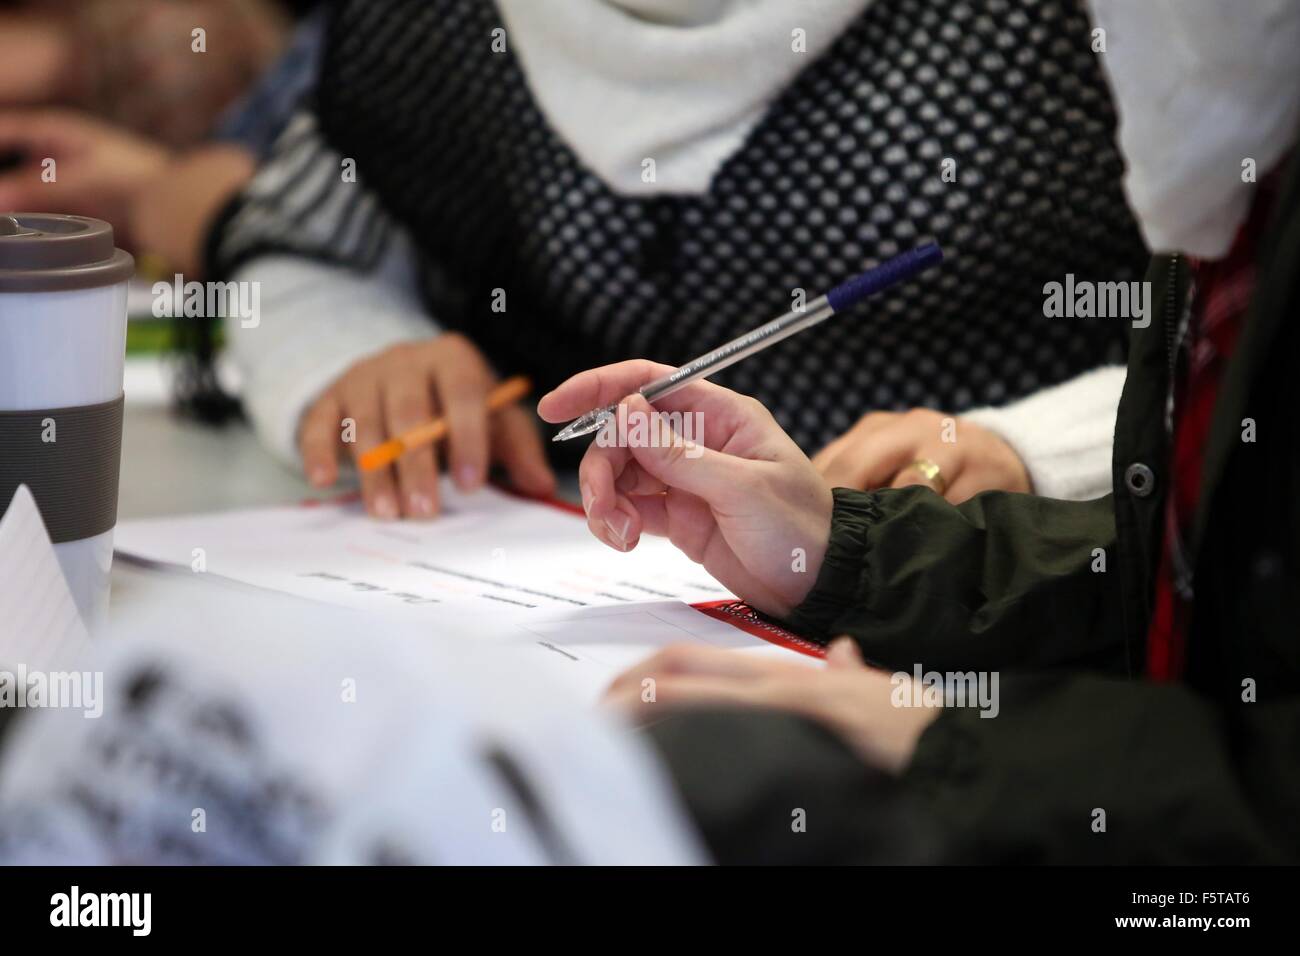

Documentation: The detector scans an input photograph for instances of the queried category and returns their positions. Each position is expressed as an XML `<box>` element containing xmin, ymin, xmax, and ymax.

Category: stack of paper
<box><xmin>114</xmin><ymin>482</ymin><xmax>815</xmax><ymax>700</ymax></box>
<box><xmin>114</xmin><ymin>483</ymin><xmax>731</xmax><ymax>618</ymax></box>
<box><xmin>0</xmin><ymin>560</ymin><xmax>706</xmax><ymax>864</ymax></box>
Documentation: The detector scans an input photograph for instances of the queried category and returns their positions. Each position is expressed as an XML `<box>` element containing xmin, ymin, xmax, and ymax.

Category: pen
<box><xmin>359</xmin><ymin>375</ymin><xmax>533</xmax><ymax>471</ymax></box>
<box><xmin>552</xmin><ymin>242</ymin><xmax>944</xmax><ymax>442</ymax></box>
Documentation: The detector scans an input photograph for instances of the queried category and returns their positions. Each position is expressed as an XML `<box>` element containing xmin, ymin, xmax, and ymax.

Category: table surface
<box><xmin>120</xmin><ymin>402</ymin><xmax>314</xmax><ymax>520</ymax></box>
<box><xmin>118</xmin><ymin>355</ymin><xmax>314</xmax><ymax>519</ymax></box>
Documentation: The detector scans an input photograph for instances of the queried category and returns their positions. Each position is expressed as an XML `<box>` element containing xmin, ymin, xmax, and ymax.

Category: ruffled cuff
<box><xmin>785</xmin><ymin>487</ymin><xmax>883</xmax><ymax>643</ymax></box>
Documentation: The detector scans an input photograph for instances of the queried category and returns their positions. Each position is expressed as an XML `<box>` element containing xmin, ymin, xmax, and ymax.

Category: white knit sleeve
<box><xmin>961</xmin><ymin>365</ymin><xmax>1126</xmax><ymax>501</ymax></box>
<box><xmin>224</xmin><ymin>233</ymin><xmax>438</xmax><ymax>469</ymax></box>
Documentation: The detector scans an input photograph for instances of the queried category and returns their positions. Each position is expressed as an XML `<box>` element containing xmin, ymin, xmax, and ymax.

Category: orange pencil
<box><xmin>358</xmin><ymin>375</ymin><xmax>533</xmax><ymax>472</ymax></box>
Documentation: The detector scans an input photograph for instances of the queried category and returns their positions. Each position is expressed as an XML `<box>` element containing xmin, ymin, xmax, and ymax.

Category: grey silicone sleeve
<box><xmin>0</xmin><ymin>395</ymin><xmax>124</xmax><ymax>543</ymax></box>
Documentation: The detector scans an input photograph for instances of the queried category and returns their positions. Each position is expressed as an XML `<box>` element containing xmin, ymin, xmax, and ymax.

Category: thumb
<box><xmin>825</xmin><ymin>637</ymin><xmax>865</xmax><ymax>669</ymax></box>
<box><xmin>617</xmin><ymin>393</ymin><xmax>754</xmax><ymax>505</ymax></box>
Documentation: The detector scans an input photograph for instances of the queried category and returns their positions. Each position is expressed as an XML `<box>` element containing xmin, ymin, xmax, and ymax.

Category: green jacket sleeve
<box><xmin>787</xmin><ymin>487</ymin><xmax>1127</xmax><ymax>673</ymax></box>
<box><xmin>903</xmin><ymin>674</ymin><xmax>1298</xmax><ymax>863</ymax></box>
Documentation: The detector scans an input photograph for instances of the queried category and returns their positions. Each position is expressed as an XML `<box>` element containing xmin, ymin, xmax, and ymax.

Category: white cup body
<box><xmin>0</xmin><ymin>281</ymin><xmax>129</xmax><ymax>634</ymax></box>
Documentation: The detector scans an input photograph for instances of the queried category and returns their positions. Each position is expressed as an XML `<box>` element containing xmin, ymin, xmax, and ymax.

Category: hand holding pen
<box><xmin>537</xmin><ymin>243</ymin><xmax>944</xmax><ymax>616</ymax></box>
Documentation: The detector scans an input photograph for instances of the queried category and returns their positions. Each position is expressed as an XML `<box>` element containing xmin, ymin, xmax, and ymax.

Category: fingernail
<box><xmin>580</xmin><ymin>483</ymin><xmax>594</xmax><ymax>515</ymax></box>
<box><xmin>409</xmin><ymin>492</ymin><xmax>434</xmax><ymax>518</ymax></box>
<box><xmin>457</xmin><ymin>465</ymin><xmax>479</xmax><ymax>490</ymax></box>
<box><xmin>372</xmin><ymin>494</ymin><xmax>398</xmax><ymax>520</ymax></box>
<box><xmin>308</xmin><ymin>466</ymin><xmax>330</xmax><ymax>487</ymax></box>
<box><xmin>603</xmin><ymin>513</ymin><xmax>632</xmax><ymax>551</ymax></box>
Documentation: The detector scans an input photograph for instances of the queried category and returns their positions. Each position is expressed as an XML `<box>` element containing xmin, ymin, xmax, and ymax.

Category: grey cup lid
<box><xmin>0</xmin><ymin>213</ymin><xmax>135</xmax><ymax>293</ymax></box>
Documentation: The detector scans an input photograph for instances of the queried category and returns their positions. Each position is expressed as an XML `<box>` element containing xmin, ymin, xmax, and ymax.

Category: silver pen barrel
<box><xmin>641</xmin><ymin>295</ymin><xmax>833</xmax><ymax>404</ymax></box>
<box><xmin>552</xmin><ymin>297</ymin><xmax>834</xmax><ymax>442</ymax></box>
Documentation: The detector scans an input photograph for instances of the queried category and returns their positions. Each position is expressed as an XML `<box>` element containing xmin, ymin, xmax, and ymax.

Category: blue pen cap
<box><xmin>826</xmin><ymin>242</ymin><xmax>943</xmax><ymax>313</ymax></box>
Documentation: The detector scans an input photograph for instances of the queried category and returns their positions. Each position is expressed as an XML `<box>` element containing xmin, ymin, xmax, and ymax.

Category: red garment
<box><xmin>1145</xmin><ymin>183</ymin><xmax>1277</xmax><ymax>681</ymax></box>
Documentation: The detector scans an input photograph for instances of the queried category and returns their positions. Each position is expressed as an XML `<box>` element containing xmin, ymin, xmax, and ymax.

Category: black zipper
<box><xmin>1160</xmin><ymin>253</ymin><xmax>1196</xmax><ymax>600</ymax></box>
<box><xmin>1163</xmin><ymin>254</ymin><xmax>1180</xmax><ymax>380</ymax></box>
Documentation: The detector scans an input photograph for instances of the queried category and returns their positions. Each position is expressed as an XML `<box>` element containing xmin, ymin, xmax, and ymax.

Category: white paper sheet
<box><xmin>114</xmin><ymin>482</ymin><xmax>731</xmax><ymax>620</ymax></box>
<box><xmin>0</xmin><ymin>485</ymin><xmax>90</xmax><ymax>672</ymax></box>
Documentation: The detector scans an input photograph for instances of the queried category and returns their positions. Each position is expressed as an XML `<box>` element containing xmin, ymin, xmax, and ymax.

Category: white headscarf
<box><xmin>1089</xmin><ymin>0</ymin><xmax>1300</xmax><ymax>258</ymax></box>
<box><xmin>496</xmin><ymin>0</ymin><xmax>875</xmax><ymax>195</ymax></box>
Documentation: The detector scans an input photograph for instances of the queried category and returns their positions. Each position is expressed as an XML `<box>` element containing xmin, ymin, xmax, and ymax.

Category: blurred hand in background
<box><xmin>0</xmin><ymin>0</ymin><xmax>305</xmax><ymax>273</ymax></box>
<box><xmin>0</xmin><ymin>0</ymin><xmax>291</xmax><ymax>148</ymax></box>
<box><xmin>0</xmin><ymin>109</ymin><xmax>255</xmax><ymax>275</ymax></box>
<box><xmin>0</xmin><ymin>110</ymin><xmax>170</xmax><ymax>246</ymax></box>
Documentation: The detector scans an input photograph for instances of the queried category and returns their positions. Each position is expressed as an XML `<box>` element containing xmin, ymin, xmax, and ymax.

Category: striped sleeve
<box><xmin>213</xmin><ymin>109</ymin><xmax>399</xmax><ymax>278</ymax></box>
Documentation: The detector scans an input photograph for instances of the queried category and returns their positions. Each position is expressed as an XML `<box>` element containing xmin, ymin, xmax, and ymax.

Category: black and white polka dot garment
<box><xmin>215</xmin><ymin>0</ymin><xmax>1147</xmax><ymax>455</ymax></box>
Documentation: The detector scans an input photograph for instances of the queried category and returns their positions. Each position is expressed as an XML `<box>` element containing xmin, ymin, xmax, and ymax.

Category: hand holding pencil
<box><xmin>358</xmin><ymin>376</ymin><xmax>534</xmax><ymax>471</ymax></box>
<box><xmin>299</xmin><ymin>333</ymin><xmax>556</xmax><ymax>520</ymax></box>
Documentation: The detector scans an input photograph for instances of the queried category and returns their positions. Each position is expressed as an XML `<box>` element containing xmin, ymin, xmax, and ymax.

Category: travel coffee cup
<box><xmin>0</xmin><ymin>214</ymin><xmax>134</xmax><ymax>634</ymax></box>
